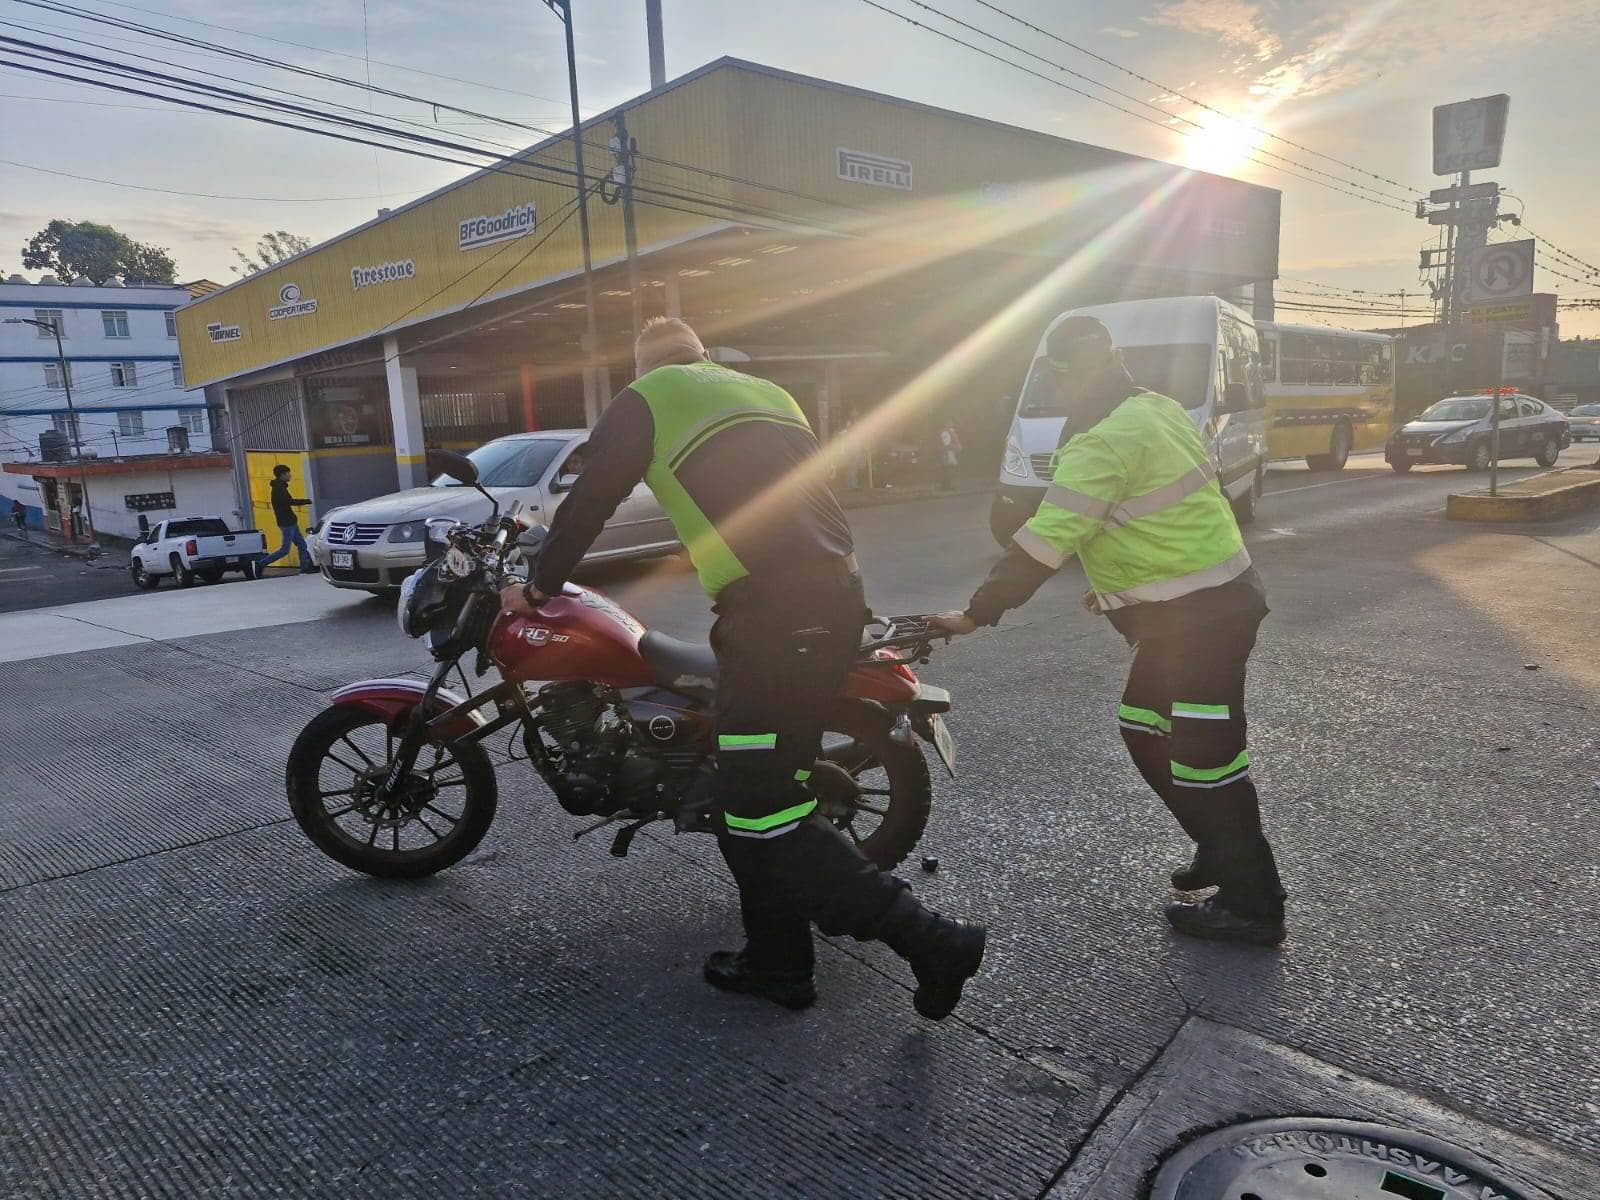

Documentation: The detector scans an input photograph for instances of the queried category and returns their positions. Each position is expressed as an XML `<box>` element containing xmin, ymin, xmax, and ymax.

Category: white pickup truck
<box><xmin>130</xmin><ymin>517</ymin><xmax>267</xmax><ymax>589</ymax></box>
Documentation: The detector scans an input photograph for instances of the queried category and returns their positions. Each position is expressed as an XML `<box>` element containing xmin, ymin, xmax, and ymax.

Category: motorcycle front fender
<box><xmin>329</xmin><ymin>677</ymin><xmax>489</xmax><ymax>740</ymax></box>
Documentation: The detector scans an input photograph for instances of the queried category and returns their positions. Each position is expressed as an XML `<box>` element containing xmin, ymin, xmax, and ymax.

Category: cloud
<box><xmin>1101</xmin><ymin>26</ymin><xmax>1140</xmax><ymax>39</ymax></box>
<box><xmin>1146</xmin><ymin>0</ymin><xmax>1281</xmax><ymax>61</ymax></box>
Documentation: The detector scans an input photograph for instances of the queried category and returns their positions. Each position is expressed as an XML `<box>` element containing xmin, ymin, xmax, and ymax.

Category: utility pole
<box><xmin>645</xmin><ymin>0</ymin><xmax>665</xmax><ymax>88</ymax></box>
<box><xmin>544</xmin><ymin>0</ymin><xmax>604</xmax><ymax>426</ymax></box>
<box><xmin>606</xmin><ymin>110</ymin><xmax>644</xmax><ymax>342</ymax></box>
<box><xmin>4</xmin><ymin>316</ymin><xmax>95</xmax><ymax>546</ymax></box>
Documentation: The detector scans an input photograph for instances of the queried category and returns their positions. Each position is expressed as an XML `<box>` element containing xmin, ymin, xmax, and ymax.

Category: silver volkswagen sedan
<box><xmin>311</xmin><ymin>430</ymin><xmax>678</xmax><ymax>593</ymax></box>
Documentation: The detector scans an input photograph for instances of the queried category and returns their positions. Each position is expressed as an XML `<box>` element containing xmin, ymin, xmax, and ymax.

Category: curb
<box><xmin>1446</xmin><ymin>467</ymin><xmax>1600</xmax><ymax>522</ymax></box>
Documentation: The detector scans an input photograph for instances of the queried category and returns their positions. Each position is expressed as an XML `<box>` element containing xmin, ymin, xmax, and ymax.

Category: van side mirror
<box><xmin>1222</xmin><ymin>381</ymin><xmax>1250</xmax><ymax>414</ymax></box>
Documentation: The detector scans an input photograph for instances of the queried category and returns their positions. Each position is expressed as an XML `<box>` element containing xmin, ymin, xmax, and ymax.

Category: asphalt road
<box><xmin>2</xmin><ymin>449</ymin><xmax>1598</xmax><ymax>1198</ymax></box>
<box><xmin>0</xmin><ymin>532</ymin><xmax>134</xmax><ymax>613</ymax></box>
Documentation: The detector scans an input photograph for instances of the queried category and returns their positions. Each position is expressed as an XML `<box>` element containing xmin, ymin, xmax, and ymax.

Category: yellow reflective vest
<box><xmin>1014</xmin><ymin>390</ymin><xmax>1250</xmax><ymax>611</ymax></box>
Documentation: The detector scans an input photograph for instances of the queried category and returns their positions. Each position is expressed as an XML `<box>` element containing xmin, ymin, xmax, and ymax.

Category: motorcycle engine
<box><xmin>533</xmin><ymin>681</ymin><xmax>662</xmax><ymax>816</ymax></box>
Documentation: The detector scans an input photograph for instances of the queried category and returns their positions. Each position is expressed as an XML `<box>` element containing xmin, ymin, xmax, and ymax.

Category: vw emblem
<box><xmin>279</xmin><ymin>282</ymin><xmax>302</xmax><ymax>305</ymax></box>
<box><xmin>339</xmin><ymin>522</ymin><xmax>356</xmax><ymax>542</ymax></box>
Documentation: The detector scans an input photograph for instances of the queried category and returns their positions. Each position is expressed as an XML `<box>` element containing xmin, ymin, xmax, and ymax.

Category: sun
<box><xmin>1181</xmin><ymin>110</ymin><xmax>1267</xmax><ymax>176</ymax></box>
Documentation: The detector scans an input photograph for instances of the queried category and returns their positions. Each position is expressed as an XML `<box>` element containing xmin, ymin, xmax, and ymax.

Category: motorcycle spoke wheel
<box><xmin>287</xmin><ymin>706</ymin><xmax>497</xmax><ymax>879</ymax></box>
<box><xmin>810</xmin><ymin>706</ymin><xmax>932</xmax><ymax>871</ymax></box>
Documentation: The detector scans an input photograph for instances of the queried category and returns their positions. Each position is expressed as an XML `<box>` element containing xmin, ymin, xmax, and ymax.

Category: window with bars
<box><xmin>118</xmin><ymin>411</ymin><xmax>145</xmax><ymax>437</ymax></box>
<box><xmin>110</xmin><ymin>361</ymin><xmax>138</xmax><ymax>387</ymax></box>
<box><xmin>33</xmin><ymin>309</ymin><xmax>65</xmax><ymax>338</ymax></box>
<box><xmin>101</xmin><ymin>310</ymin><xmax>131</xmax><ymax>338</ymax></box>
<box><xmin>164</xmin><ymin>310</ymin><xmax>177</xmax><ymax>337</ymax></box>
<box><xmin>43</xmin><ymin>361</ymin><xmax>72</xmax><ymax>390</ymax></box>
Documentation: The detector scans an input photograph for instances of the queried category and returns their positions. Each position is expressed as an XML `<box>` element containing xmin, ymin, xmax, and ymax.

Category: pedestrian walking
<box><xmin>938</xmin><ymin>422</ymin><xmax>962</xmax><ymax>491</ymax></box>
<box><xmin>501</xmin><ymin>316</ymin><xmax>985</xmax><ymax>1017</ymax></box>
<box><xmin>260</xmin><ymin>464</ymin><xmax>317</xmax><ymax>574</ymax></box>
<box><xmin>10</xmin><ymin>499</ymin><xmax>26</xmax><ymax>535</ymax></box>
<box><xmin>932</xmin><ymin>315</ymin><xmax>1286</xmax><ymax>946</ymax></box>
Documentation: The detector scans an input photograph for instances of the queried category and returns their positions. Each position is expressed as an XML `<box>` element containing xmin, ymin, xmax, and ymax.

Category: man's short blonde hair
<box><xmin>635</xmin><ymin>316</ymin><xmax>707</xmax><ymax>376</ymax></box>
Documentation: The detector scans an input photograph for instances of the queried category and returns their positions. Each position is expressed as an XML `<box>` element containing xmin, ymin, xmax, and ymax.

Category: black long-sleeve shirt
<box><xmin>269</xmin><ymin>477</ymin><xmax>308</xmax><ymax>528</ymax></box>
<box><xmin>532</xmin><ymin>386</ymin><xmax>853</xmax><ymax>597</ymax></box>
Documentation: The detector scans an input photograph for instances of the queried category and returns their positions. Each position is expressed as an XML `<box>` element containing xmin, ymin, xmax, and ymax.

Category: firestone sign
<box><xmin>351</xmin><ymin>259</ymin><xmax>416</xmax><ymax>290</ymax></box>
<box><xmin>459</xmin><ymin>201</ymin><xmax>538</xmax><ymax>251</ymax></box>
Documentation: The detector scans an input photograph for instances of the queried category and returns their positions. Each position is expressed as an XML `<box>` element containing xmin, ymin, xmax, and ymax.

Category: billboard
<box><xmin>1432</xmin><ymin>95</ymin><xmax>1510</xmax><ymax>175</ymax></box>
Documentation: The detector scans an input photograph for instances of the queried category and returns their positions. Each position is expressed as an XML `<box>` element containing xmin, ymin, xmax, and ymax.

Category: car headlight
<box><xmin>1002</xmin><ymin>438</ymin><xmax>1028</xmax><ymax>479</ymax></box>
<box><xmin>388</xmin><ymin>522</ymin><xmax>426</xmax><ymax>543</ymax></box>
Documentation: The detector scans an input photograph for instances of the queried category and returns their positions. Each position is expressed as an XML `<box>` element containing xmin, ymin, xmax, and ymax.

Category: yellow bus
<box><xmin>1258</xmin><ymin>323</ymin><xmax>1396</xmax><ymax>470</ymax></box>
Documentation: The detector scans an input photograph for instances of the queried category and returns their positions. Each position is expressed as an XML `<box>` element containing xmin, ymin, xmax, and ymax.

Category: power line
<box><xmin>854</xmin><ymin>0</ymin><xmax>1413</xmax><ymax>214</ymax></box>
<box><xmin>890</xmin><ymin>0</ymin><xmax>1415</xmax><ymax>207</ymax></box>
<box><xmin>2</xmin><ymin>157</ymin><xmax>420</xmax><ymax>202</ymax></box>
<box><xmin>963</xmin><ymin>0</ymin><xmax>1427</xmax><ymax>200</ymax></box>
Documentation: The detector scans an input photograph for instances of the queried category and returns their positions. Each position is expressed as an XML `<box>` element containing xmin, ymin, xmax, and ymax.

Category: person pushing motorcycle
<box><xmin>932</xmin><ymin>315</ymin><xmax>1287</xmax><ymax>946</ymax></box>
<box><xmin>501</xmin><ymin>317</ymin><xmax>985</xmax><ymax>1015</ymax></box>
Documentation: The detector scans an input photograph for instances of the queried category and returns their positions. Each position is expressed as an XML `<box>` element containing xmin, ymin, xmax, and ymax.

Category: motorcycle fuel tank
<box><xmin>489</xmin><ymin>585</ymin><xmax>654</xmax><ymax>687</ymax></box>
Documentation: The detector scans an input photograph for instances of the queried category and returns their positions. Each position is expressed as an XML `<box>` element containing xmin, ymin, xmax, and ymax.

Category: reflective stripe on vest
<box><xmin>1093</xmin><ymin>544</ymin><xmax>1252</xmax><ymax>611</ymax></box>
<box><xmin>1105</xmin><ymin>461</ymin><xmax>1216</xmax><ymax>528</ymax></box>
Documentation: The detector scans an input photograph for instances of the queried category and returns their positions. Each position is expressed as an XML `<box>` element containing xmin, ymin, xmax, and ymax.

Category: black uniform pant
<box><xmin>1117</xmin><ymin>610</ymin><xmax>1285</xmax><ymax>919</ymax></box>
<box><xmin>710</xmin><ymin>567</ymin><xmax>908</xmax><ymax>972</ymax></box>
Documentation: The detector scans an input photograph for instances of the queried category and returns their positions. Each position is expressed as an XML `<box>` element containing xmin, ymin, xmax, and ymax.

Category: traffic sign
<box><xmin>1428</xmin><ymin>181</ymin><xmax>1500</xmax><ymax>204</ymax></box>
<box><xmin>1461</xmin><ymin>239</ymin><xmax>1534</xmax><ymax>305</ymax></box>
<box><xmin>1433</xmin><ymin>94</ymin><xmax>1510</xmax><ymax>175</ymax></box>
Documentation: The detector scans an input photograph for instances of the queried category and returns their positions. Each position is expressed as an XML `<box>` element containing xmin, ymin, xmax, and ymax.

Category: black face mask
<box><xmin>1059</xmin><ymin>361</ymin><xmax>1136</xmax><ymax>432</ymax></box>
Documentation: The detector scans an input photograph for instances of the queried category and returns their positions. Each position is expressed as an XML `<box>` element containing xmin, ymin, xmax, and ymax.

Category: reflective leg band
<box><xmin>793</xmin><ymin>768</ymin><xmax>812</xmax><ymax>781</ymax></box>
<box><xmin>724</xmin><ymin>799</ymin><xmax>818</xmax><ymax>838</ymax></box>
<box><xmin>1171</xmin><ymin>750</ymin><xmax>1251</xmax><ymax>788</ymax></box>
<box><xmin>719</xmin><ymin>733</ymin><xmax>777</xmax><ymax>751</ymax></box>
<box><xmin>1172</xmin><ymin>702</ymin><xmax>1230</xmax><ymax>720</ymax></box>
<box><xmin>1118</xmin><ymin>704</ymin><xmax>1171</xmax><ymax>735</ymax></box>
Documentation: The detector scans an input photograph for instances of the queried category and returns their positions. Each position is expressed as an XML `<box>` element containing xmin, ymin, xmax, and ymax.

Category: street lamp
<box><xmin>542</xmin><ymin>0</ymin><xmax>605</xmax><ymax>426</ymax></box>
<box><xmin>3</xmin><ymin>315</ymin><xmax>96</xmax><ymax>546</ymax></box>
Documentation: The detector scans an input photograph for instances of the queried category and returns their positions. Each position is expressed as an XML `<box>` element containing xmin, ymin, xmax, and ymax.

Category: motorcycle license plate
<box><xmin>929</xmin><ymin>713</ymin><xmax>957</xmax><ymax>778</ymax></box>
<box><xmin>331</xmin><ymin>550</ymin><xmax>355</xmax><ymax>569</ymax></box>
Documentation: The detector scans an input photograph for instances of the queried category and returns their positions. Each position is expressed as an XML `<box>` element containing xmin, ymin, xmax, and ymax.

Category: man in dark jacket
<box><xmin>500</xmin><ymin>317</ymin><xmax>985</xmax><ymax>1017</ymax></box>
<box><xmin>260</xmin><ymin>464</ymin><xmax>316</xmax><ymax>573</ymax></box>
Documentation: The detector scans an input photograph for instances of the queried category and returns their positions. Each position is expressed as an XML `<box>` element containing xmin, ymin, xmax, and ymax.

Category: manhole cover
<box><xmin>1150</xmin><ymin>1117</ymin><xmax>1551</xmax><ymax>1200</ymax></box>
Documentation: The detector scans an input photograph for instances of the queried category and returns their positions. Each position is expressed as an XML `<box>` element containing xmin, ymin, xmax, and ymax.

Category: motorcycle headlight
<box><xmin>1002</xmin><ymin>438</ymin><xmax>1028</xmax><ymax>479</ymax></box>
<box><xmin>388</xmin><ymin>522</ymin><xmax>425</xmax><ymax>543</ymax></box>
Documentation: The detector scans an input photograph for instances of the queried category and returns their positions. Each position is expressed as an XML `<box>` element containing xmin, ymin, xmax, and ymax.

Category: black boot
<box><xmin>703</xmin><ymin>950</ymin><xmax>817</xmax><ymax>1010</ymax></box>
<box><xmin>1164</xmin><ymin>896</ymin><xmax>1285</xmax><ymax>946</ymax></box>
<box><xmin>1170</xmin><ymin>849</ymin><xmax>1217</xmax><ymax>891</ymax></box>
<box><xmin>877</xmin><ymin>894</ymin><xmax>986</xmax><ymax>1020</ymax></box>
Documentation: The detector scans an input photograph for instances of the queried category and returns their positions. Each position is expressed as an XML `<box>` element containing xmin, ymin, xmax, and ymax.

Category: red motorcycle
<box><xmin>286</xmin><ymin>451</ymin><xmax>956</xmax><ymax>880</ymax></box>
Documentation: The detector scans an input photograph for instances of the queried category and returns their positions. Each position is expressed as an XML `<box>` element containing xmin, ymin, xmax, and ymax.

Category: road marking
<box><xmin>1267</xmin><ymin>474</ymin><xmax>1391</xmax><ymax>497</ymax></box>
<box><xmin>0</xmin><ymin>565</ymin><xmax>41</xmax><ymax>573</ymax></box>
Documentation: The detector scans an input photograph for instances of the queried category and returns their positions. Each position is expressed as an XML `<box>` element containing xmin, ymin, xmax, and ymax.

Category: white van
<box><xmin>989</xmin><ymin>295</ymin><xmax>1268</xmax><ymax>545</ymax></box>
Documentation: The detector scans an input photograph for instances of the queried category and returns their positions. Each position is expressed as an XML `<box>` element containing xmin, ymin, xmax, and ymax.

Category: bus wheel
<box><xmin>1306</xmin><ymin>421</ymin><xmax>1353</xmax><ymax>471</ymax></box>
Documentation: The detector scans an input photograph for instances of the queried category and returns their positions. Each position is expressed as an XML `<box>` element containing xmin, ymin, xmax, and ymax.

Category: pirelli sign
<box><xmin>837</xmin><ymin>147</ymin><xmax>912</xmax><ymax>191</ymax></box>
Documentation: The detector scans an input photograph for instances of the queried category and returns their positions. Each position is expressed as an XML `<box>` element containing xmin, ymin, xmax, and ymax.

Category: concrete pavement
<box><xmin>3</xmin><ymin>453</ymin><xmax>1598</xmax><ymax>1198</ymax></box>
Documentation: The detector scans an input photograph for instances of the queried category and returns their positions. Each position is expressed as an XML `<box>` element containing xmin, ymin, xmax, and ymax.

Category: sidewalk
<box><xmin>1446</xmin><ymin>462</ymin><xmax>1600</xmax><ymax>521</ymax></box>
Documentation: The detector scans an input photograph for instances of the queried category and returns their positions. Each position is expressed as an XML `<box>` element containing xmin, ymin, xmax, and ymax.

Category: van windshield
<box><xmin>1018</xmin><ymin>343</ymin><xmax>1215</xmax><ymax>416</ymax></box>
<box><xmin>432</xmin><ymin>438</ymin><xmax>564</xmax><ymax>488</ymax></box>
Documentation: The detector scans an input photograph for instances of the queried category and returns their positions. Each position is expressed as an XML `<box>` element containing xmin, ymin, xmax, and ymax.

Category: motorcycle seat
<box><xmin>639</xmin><ymin>630</ymin><xmax>718</xmax><ymax>695</ymax></box>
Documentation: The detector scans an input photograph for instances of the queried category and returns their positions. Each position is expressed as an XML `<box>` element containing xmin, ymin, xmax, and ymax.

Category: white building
<box><xmin>0</xmin><ymin>274</ymin><xmax>237</xmax><ymax>542</ymax></box>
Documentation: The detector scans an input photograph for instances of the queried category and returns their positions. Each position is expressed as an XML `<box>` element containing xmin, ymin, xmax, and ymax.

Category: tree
<box><xmin>20</xmin><ymin>219</ymin><xmax>177</xmax><ymax>284</ymax></box>
<box><xmin>231</xmin><ymin>231</ymin><xmax>313</xmax><ymax>276</ymax></box>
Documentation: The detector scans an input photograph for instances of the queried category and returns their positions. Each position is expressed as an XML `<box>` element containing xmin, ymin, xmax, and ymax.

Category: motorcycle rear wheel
<box><xmin>286</xmin><ymin>705</ymin><xmax>497</xmax><ymax>879</ymax></box>
<box><xmin>814</xmin><ymin>701</ymin><xmax>932</xmax><ymax>871</ymax></box>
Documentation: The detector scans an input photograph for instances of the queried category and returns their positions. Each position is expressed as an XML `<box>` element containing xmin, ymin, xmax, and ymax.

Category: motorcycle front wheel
<box><xmin>286</xmin><ymin>705</ymin><xmax>497</xmax><ymax>879</ymax></box>
<box><xmin>812</xmin><ymin>700</ymin><xmax>932</xmax><ymax>871</ymax></box>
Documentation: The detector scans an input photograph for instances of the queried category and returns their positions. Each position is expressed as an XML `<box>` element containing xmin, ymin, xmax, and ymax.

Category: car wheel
<box><xmin>1230</xmin><ymin>476</ymin><xmax>1257</xmax><ymax>526</ymax></box>
<box><xmin>170</xmin><ymin>553</ymin><xmax>196</xmax><ymax>587</ymax></box>
<box><xmin>198</xmin><ymin>567</ymin><xmax>225</xmax><ymax>585</ymax></box>
<box><xmin>130</xmin><ymin>559</ymin><xmax>160</xmax><ymax>590</ymax></box>
<box><xmin>1535</xmin><ymin>435</ymin><xmax>1561</xmax><ymax>468</ymax></box>
<box><xmin>1468</xmin><ymin>441</ymin><xmax>1493</xmax><ymax>471</ymax></box>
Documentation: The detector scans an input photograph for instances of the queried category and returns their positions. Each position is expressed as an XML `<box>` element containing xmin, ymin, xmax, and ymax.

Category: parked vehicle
<box><xmin>1567</xmin><ymin>403</ymin><xmax>1600</xmax><ymax>442</ymax></box>
<box><xmin>991</xmin><ymin>296</ymin><xmax>1268</xmax><ymax>545</ymax></box>
<box><xmin>286</xmin><ymin>450</ymin><xmax>954</xmax><ymax>881</ymax></box>
<box><xmin>311</xmin><ymin>430</ymin><xmax>678</xmax><ymax>594</ymax></box>
<box><xmin>130</xmin><ymin>517</ymin><xmax>266</xmax><ymax>589</ymax></box>
<box><xmin>1258</xmin><ymin>323</ymin><xmax>1395</xmax><ymax>470</ymax></box>
<box><xmin>1385</xmin><ymin>392</ymin><xmax>1570</xmax><ymax>472</ymax></box>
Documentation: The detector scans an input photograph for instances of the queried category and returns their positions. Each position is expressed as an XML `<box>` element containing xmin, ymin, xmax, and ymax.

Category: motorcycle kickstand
<box><xmin>610</xmin><ymin>816</ymin><xmax>658</xmax><ymax>858</ymax></box>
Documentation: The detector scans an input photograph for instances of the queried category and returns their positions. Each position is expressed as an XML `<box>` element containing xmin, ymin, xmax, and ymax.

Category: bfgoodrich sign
<box><xmin>459</xmin><ymin>202</ymin><xmax>538</xmax><ymax>251</ymax></box>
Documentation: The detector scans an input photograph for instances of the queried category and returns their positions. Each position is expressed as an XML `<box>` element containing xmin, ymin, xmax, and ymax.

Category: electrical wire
<box><xmin>2</xmin><ymin>157</ymin><xmax>419</xmax><ymax>203</ymax></box>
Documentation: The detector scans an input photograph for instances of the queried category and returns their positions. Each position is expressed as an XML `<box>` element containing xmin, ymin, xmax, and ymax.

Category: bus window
<box><xmin>1259</xmin><ymin>333</ymin><xmax>1278</xmax><ymax>384</ymax></box>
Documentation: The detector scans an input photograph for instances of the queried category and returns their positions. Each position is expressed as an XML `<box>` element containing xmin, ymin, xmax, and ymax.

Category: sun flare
<box><xmin>1181</xmin><ymin>110</ymin><xmax>1267</xmax><ymax>175</ymax></box>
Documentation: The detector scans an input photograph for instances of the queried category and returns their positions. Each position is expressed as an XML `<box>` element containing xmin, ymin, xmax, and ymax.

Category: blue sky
<box><xmin>3</xmin><ymin>0</ymin><xmax>1598</xmax><ymax>334</ymax></box>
